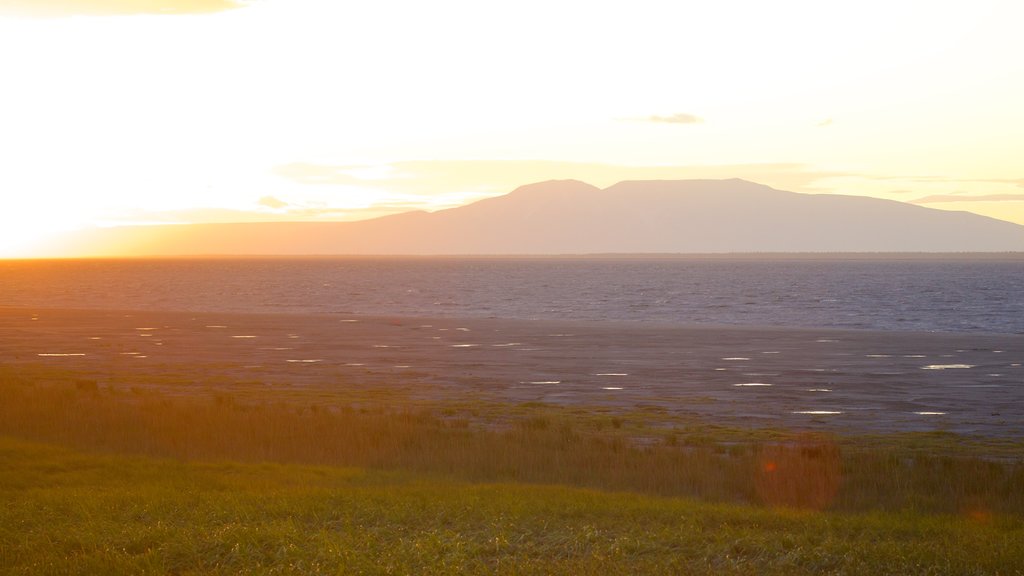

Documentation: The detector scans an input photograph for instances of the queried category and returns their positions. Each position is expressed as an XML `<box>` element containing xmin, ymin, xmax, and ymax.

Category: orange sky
<box><xmin>1</xmin><ymin>0</ymin><xmax>1023</xmax><ymax>256</ymax></box>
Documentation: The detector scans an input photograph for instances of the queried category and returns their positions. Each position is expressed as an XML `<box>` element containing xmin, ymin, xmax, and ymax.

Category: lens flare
<box><xmin>755</xmin><ymin>432</ymin><xmax>841</xmax><ymax>510</ymax></box>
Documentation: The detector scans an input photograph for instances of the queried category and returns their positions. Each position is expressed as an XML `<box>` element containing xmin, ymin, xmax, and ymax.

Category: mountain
<box><xmin>38</xmin><ymin>179</ymin><xmax>1024</xmax><ymax>255</ymax></box>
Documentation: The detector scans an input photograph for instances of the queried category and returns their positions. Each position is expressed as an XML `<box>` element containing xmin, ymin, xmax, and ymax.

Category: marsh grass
<box><xmin>1</xmin><ymin>364</ymin><xmax>1022</xmax><ymax>516</ymax></box>
<box><xmin>2</xmin><ymin>437</ymin><xmax>1023</xmax><ymax>575</ymax></box>
<box><xmin>4</xmin><ymin>362</ymin><xmax>1024</xmax><ymax>574</ymax></box>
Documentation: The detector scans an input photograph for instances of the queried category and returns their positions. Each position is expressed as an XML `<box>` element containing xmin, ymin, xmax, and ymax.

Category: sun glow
<box><xmin>0</xmin><ymin>208</ymin><xmax>89</xmax><ymax>258</ymax></box>
<box><xmin>1</xmin><ymin>0</ymin><xmax>1023</xmax><ymax>255</ymax></box>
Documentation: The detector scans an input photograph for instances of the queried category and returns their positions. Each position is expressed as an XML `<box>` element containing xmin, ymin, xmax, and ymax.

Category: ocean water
<box><xmin>2</xmin><ymin>257</ymin><xmax>1022</xmax><ymax>334</ymax></box>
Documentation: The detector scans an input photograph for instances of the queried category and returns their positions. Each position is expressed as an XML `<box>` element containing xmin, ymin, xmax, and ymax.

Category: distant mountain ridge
<box><xmin>39</xmin><ymin>179</ymin><xmax>1024</xmax><ymax>255</ymax></box>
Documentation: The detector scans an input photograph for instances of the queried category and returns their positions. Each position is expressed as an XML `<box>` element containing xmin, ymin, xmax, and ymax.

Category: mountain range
<box><xmin>39</xmin><ymin>179</ymin><xmax>1024</xmax><ymax>255</ymax></box>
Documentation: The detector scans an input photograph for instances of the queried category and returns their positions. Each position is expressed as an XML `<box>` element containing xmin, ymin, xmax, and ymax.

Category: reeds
<box><xmin>2</xmin><ymin>367</ymin><xmax>1022</xmax><ymax>514</ymax></box>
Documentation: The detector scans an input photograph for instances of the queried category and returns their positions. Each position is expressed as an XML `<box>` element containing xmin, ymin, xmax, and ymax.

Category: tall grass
<box><xmin>4</xmin><ymin>437</ymin><xmax>1022</xmax><ymax>575</ymax></box>
<box><xmin>1</xmin><ymin>366</ymin><xmax>1022</xmax><ymax>515</ymax></box>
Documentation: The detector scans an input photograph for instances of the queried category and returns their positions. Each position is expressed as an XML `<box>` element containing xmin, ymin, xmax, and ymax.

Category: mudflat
<box><xmin>1</xmin><ymin>306</ymin><xmax>1021</xmax><ymax>436</ymax></box>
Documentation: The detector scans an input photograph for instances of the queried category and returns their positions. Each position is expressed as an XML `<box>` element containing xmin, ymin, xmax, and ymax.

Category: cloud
<box><xmin>817</xmin><ymin>118</ymin><xmax>833</xmax><ymax>127</ymax></box>
<box><xmin>258</xmin><ymin>196</ymin><xmax>289</xmax><ymax>210</ymax></box>
<box><xmin>99</xmin><ymin>207</ymin><xmax>283</xmax><ymax>226</ymax></box>
<box><xmin>910</xmin><ymin>194</ymin><xmax>1024</xmax><ymax>204</ymax></box>
<box><xmin>101</xmin><ymin>205</ymin><xmax>375</xmax><ymax>226</ymax></box>
<box><xmin>1000</xmin><ymin>179</ymin><xmax>1024</xmax><ymax>189</ymax></box>
<box><xmin>861</xmin><ymin>175</ymin><xmax>1024</xmax><ymax>189</ymax></box>
<box><xmin>0</xmin><ymin>0</ymin><xmax>246</xmax><ymax>18</ymax></box>
<box><xmin>648</xmin><ymin>113</ymin><xmax>703</xmax><ymax>124</ymax></box>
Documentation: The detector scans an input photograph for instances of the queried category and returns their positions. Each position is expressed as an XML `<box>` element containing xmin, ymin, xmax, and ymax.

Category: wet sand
<box><xmin>1</xmin><ymin>307</ymin><xmax>1021</xmax><ymax>436</ymax></box>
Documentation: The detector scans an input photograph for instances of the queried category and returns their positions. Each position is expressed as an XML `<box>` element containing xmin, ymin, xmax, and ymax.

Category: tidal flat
<box><xmin>3</xmin><ymin>307</ymin><xmax>1022</xmax><ymax>436</ymax></box>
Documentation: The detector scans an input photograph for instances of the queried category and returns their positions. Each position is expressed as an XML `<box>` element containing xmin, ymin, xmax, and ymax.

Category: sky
<box><xmin>1</xmin><ymin>0</ymin><xmax>1023</xmax><ymax>256</ymax></box>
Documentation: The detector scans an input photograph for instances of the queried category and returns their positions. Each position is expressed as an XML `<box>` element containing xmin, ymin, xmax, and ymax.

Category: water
<box><xmin>2</xmin><ymin>257</ymin><xmax>1022</xmax><ymax>334</ymax></box>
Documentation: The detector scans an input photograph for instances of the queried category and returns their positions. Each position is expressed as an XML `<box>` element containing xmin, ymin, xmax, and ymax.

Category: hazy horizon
<box><xmin>19</xmin><ymin>178</ymin><xmax>1024</xmax><ymax>257</ymax></box>
<box><xmin>2</xmin><ymin>1</ymin><xmax>1024</xmax><ymax>256</ymax></box>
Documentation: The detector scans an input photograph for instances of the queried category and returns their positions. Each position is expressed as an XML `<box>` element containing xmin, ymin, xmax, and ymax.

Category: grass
<box><xmin>2</xmin><ymin>365</ymin><xmax>1023</xmax><ymax>515</ymax></box>
<box><xmin>2</xmin><ymin>437</ymin><xmax>1023</xmax><ymax>575</ymax></box>
<box><xmin>2</xmin><ymin>363</ymin><xmax>1024</xmax><ymax>573</ymax></box>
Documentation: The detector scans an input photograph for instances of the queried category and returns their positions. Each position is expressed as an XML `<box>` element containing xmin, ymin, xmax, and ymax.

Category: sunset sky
<box><xmin>1</xmin><ymin>0</ymin><xmax>1023</xmax><ymax>256</ymax></box>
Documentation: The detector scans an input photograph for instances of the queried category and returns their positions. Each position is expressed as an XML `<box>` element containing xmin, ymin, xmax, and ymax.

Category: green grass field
<box><xmin>4</xmin><ymin>438</ymin><xmax>1024</xmax><ymax>575</ymax></box>
<box><xmin>2</xmin><ymin>364</ymin><xmax>1023</xmax><ymax>574</ymax></box>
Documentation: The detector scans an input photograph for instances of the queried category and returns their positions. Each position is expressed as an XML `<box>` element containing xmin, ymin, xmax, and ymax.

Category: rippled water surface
<box><xmin>2</xmin><ymin>257</ymin><xmax>1022</xmax><ymax>333</ymax></box>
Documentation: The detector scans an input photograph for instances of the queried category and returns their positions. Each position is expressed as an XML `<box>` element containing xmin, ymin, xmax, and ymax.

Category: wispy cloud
<box><xmin>995</xmin><ymin>178</ymin><xmax>1024</xmax><ymax>189</ymax></box>
<box><xmin>0</xmin><ymin>0</ymin><xmax>247</xmax><ymax>18</ymax></box>
<box><xmin>910</xmin><ymin>194</ymin><xmax>1024</xmax><ymax>204</ymax></box>
<box><xmin>274</xmin><ymin>163</ymin><xmax>366</xmax><ymax>187</ymax></box>
<box><xmin>258</xmin><ymin>196</ymin><xmax>289</xmax><ymax>210</ymax></box>
<box><xmin>860</xmin><ymin>175</ymin><xmax>1024</xmax><ymax>189</ymax></box>
<box><xmin>101</xmin><ymin>205</ymin><xmax>376</xmax><ymax>226</ymax></box>
<box><xmin>647</xmin><ymin>113</ymin><xmax>703</xmax><ymax>124</ymax></box>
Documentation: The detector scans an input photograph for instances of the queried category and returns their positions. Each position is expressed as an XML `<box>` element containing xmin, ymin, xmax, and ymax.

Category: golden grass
<box><xmin>2</xmin><ymin>364</ymin><xmax>1023</xmax><ymax>515</ymax></box>
<box><xmin>4</xmin><ymin>436</ymin><xmax>1022</xmax><ymax>575</ymax></box>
